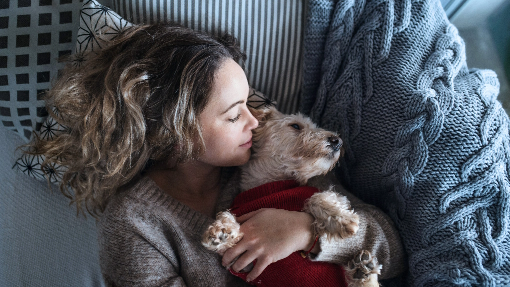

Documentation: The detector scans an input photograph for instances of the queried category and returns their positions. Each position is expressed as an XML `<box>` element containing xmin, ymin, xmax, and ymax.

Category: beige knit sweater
<box><xmin>98</xmin><ymin>169</ymin><xmax>406</xmax><ymax>286</ymax></box>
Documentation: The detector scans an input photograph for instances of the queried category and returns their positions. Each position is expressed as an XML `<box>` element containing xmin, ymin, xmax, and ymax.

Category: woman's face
<box><xmin>198</xmin><ymin>58</ymin><xmax>259</xmax><ymax>167</ymax></box>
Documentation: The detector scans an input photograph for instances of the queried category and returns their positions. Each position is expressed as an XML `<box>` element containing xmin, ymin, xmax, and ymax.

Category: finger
<box><xmin>246</xmin><ymin>256</ymin><xmax>272</xmax><ymax>282</ymax></box>
<box><xmin>236</xmin><ymin>209</ymin><xmax>264</xmax><ymax>223</ymax></box>
<box><xmin>230</xmin><ymin>248</ymin><xmax>261</xmax><ymax>273</ymax></box>
<box><xmin>222</xmin><ymin>243</ymin><xmax>248</xmax><ymax>268</ymax></box>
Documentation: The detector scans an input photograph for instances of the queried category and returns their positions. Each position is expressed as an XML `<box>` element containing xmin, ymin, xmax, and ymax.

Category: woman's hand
<box><xmin>221</xmin><ymin>208</ymin><xmax>317</xmax><ymax>282</ymax></box>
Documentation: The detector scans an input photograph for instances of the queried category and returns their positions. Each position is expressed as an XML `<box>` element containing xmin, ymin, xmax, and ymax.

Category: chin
<box><xmin>229</xmin><ymin>150</ymin><xmax>252</xmax><ymax>167</ymax></box>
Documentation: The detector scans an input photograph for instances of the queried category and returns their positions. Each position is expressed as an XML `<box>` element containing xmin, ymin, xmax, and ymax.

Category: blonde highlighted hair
<box><xmin>25</xmin><ymin>23</ymin><xmax>245</xmax><ymax>216</ymax></box>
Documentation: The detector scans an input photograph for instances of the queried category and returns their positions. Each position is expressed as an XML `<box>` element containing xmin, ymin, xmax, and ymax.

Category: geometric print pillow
<box><xmin>14</xmin><ymin>0</ymin><xmax>275</xmax><ymax>182</ymax></box>
<box><xmin>14</xmin><ymin>108</ymin><xmax>68</xmax><ymax>182</ymax></box>
<box><xmin>74</xmin><ymin>0</ymin><xmax>132</xmax><ymax>62</ymax></box>
<box><xmin>0</xmin><ymin>0</ymin><xmax>84</xmax><ymax>141</ymax></box>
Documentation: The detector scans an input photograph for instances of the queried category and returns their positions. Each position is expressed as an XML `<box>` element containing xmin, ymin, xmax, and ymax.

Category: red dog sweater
<box><xmin>229</xmin><ymin>180</ymin><xmax>347</xmax><ymax>287</ymax></box>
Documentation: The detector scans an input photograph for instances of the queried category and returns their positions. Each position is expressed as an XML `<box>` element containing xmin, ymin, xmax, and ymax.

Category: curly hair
<box><xmin>25</xmin><ymin>23</ymin><xmax>246</xmax><ymax>216</ymax></box>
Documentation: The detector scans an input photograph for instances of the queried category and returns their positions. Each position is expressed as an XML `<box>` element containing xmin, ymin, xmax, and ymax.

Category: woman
<box><xmin>26</xmin><ymin>23</ymin><xmax>406</xmax><ymax>286</ymax></box>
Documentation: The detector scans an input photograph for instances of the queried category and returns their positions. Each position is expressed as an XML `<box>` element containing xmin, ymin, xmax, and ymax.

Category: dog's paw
<box><xmin>304</xmin><ymin>190</ymin><xmax>359</xmax><ymax>239</ymax></box>
<box><xmin>345</xmin><ymin>250</ymin><xmax>382</xmax><ymax>287</ymax></box>
<box><xmin>202</xmin><ymin>211</ymin><xmax>243</xmax><ymax>255</ymax></box>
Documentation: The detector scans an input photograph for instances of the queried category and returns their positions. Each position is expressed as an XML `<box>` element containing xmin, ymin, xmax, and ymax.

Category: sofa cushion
<box><xmin>0</xmin><ymin>126</ymin><xmax>105</xmax><ymax>287</ymax></box>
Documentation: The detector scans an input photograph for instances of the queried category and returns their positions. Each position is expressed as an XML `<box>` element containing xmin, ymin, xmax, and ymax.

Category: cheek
<box><xmin>204</xmin><ymin>126</ymin><xmax>235</xmax><ymax>148</ymax></box>
<box><xmin>202</xmin><ymin>125</ymin><xmax>242</xmax><ymax>157</ymax></box>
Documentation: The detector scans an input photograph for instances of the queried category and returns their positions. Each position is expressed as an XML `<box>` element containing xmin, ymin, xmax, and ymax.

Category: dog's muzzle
<box><xmin>327</xmin><ymin>136</ymin><xmax>342</xmax><ymax>152</ymax></box>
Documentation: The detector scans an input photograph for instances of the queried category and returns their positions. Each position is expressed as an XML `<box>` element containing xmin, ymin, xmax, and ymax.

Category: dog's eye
<box><xmin>290</xmin><ymin>124</ymin><xmax>301</xmax><ymax>130</ymax></box>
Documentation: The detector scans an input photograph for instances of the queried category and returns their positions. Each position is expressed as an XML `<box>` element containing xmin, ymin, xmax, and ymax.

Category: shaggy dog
<box><xmin>202</xmin><ymin>106</ymin><xmax>381</xmax><ymax>287</ymax></box>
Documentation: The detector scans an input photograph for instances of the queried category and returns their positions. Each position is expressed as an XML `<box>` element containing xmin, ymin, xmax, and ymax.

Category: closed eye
<box><xmin>229</xmin><ymin>113</ymin><xmax>241</xmax><ymax>123</ymax></box>
<box><xmin>290</xmin><ymin>123</ymin><xmax>301</xmax><ymax>130</ymax></box>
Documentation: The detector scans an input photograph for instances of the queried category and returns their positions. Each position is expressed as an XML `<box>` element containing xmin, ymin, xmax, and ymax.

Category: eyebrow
<box><xmin>221</xmin><ymin>100</ymin><xmax>245</xmax><ymax>114</ymax></box>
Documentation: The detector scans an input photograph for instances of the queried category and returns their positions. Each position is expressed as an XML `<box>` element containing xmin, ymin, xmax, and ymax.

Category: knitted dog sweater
<box><xmin>228</xmin><ymin>180</ymin><xmax>347</xmax><ymax>287</ymax></box>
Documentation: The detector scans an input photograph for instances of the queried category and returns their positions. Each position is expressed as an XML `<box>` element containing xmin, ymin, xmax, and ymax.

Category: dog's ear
<box><xmin>248</xmin><ymin>106</ymin><xmax>280</xmax><ymax>126</ymax></box>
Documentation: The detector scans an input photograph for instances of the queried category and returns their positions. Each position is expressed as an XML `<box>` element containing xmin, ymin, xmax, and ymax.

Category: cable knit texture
<box><xmin>301</xmin><ymin>0</ymin><xmax>510</xmax><ymax>286</ymax></box>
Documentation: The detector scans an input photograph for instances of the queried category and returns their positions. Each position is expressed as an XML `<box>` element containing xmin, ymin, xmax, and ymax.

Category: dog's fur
<box><xmin>202</xmin><ymin>106</ymin><xmax>381</xmax><ymax>287</ymax></box>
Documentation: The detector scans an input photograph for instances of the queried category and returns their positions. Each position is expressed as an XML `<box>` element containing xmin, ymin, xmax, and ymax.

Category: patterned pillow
<box><xmin>111</xmin><ymin>0</ymin><xmax>304</xmax><ymax>115</ymax></box>
<box><xmin>14</xmin><ymin>0</ymin><xmax>130</xmax><ymax>182</ymax></box>
<box><xmin>15</xmin><ymin>0</ymin><xmax>275</xmax><ymax>182</ymax></box>
<box><xmin>74</xmin><ymin>0</ymin><xmax>132</xmax><ymax>61</ymax></box>
<box><xmin>0</xmin><ymin>0</ymin><xmax>84</xmax><ymax>141</ymax></box>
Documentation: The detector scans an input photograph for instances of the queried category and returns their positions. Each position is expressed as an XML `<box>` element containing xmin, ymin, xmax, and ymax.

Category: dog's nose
<box><xmin>327</xmin><ymin>136</ymin><xmax>342</xmax><ymax>151</ymax></box>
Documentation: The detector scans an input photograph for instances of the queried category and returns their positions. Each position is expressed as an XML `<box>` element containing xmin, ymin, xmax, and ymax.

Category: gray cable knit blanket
<box><xmin>301</xmin><ymin>0</ymin><xmax>510</xmax><ymax>286</ymax></box>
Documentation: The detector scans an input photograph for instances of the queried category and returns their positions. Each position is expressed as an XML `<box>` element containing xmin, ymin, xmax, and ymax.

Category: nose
<box><xmin>327</xmin><ymin>135</ymin><xmax>342</xmax><ymax>151</ymax></box>
<box><xmin>246</xmin><ymin>109</ymin><xmax>259</xmax><ymax>131</ymax></box>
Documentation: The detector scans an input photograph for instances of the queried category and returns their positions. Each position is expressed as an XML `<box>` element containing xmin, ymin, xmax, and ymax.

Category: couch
<box><xmin>2</xmin><ymin>0</ymin><xmax>509</xmax><ymax>286</ymax></box>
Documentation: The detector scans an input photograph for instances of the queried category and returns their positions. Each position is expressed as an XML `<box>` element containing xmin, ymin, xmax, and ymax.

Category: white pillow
<box><xmin>75</xmin><ymin>0</ymin><xmax>132</xmax><ymax>58</ymax></box>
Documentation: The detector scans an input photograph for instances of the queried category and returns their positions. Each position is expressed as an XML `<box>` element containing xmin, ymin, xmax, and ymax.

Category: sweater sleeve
<box><xmin>307</xmin><ymin>174</ymin><xmax>407</xmax><ymax>280</ymax></box>
<box><xmin>98</xmin><ymin>213</ymin><xmax>187</xmax><ymax>287</ymax></box>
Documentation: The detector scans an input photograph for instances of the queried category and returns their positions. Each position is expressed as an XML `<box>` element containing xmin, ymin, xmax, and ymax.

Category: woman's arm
<box><xmin>98</xmin><ymin>217</ymin><xmax>187</xmax><ymax>287</ymax></box>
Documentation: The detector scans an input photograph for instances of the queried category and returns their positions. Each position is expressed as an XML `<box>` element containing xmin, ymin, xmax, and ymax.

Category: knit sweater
<box><xmin>228</xmin><ymin>180</ymin><xmax>347</xmax><ymax>287</ymax></box>
<box><xmin>98</xmin><ymin>170</ymin><xmax>406</xmax><ymax>287</ymax></box>
<box><xmin>301</xmin><ymin>0</ymin><xmax>510</xmax><ymax>285</ymax></box>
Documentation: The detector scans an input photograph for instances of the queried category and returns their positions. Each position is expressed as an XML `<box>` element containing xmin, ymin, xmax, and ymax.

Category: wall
<box><xmin>451</xmin><ymin>0</ymin><xmax>510</xmax><ymax>113</ymax></box>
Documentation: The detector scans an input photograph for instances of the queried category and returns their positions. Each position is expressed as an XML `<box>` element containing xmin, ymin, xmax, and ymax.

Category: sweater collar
<box><xmin>136</xmin><ymin>168</ymin><xmax>242</xmax><ymax>235</ymax></box>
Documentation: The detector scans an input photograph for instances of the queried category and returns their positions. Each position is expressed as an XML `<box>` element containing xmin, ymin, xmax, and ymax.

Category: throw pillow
<box><xmin>14</xmin><ymin>0</ymin><xmax>131</xmax><ymax>182</ymax></box>
<box><xmin>0</xmin><ymin>0</ymin><xmax>84</xmax><ymax>140</ymax></box>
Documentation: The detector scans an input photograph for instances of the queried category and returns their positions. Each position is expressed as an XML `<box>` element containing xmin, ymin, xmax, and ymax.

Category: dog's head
<box><xmin>248</xmin><ymin>106</ymin><xmax>343</xmax><ymax>185</ymax></box>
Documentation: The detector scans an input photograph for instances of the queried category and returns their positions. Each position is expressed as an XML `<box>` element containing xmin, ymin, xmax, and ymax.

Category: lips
<box><xmin>240</xmin><ymin>138</ymin><xmax>252</xmax><ymax>148</ymax></box>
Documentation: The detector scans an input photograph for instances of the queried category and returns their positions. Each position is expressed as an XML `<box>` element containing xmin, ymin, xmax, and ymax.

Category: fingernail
<box><xmin>246</xmin><ymin>277</ymin><xmax>252</xmax><ymax>282</ymax></box>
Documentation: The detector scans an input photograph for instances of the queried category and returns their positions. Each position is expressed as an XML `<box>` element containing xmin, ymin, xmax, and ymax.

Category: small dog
<box><xmin>202</xmin><ymin>106</ymin><xmax>381</xmax><ymax>287</ymax></box>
